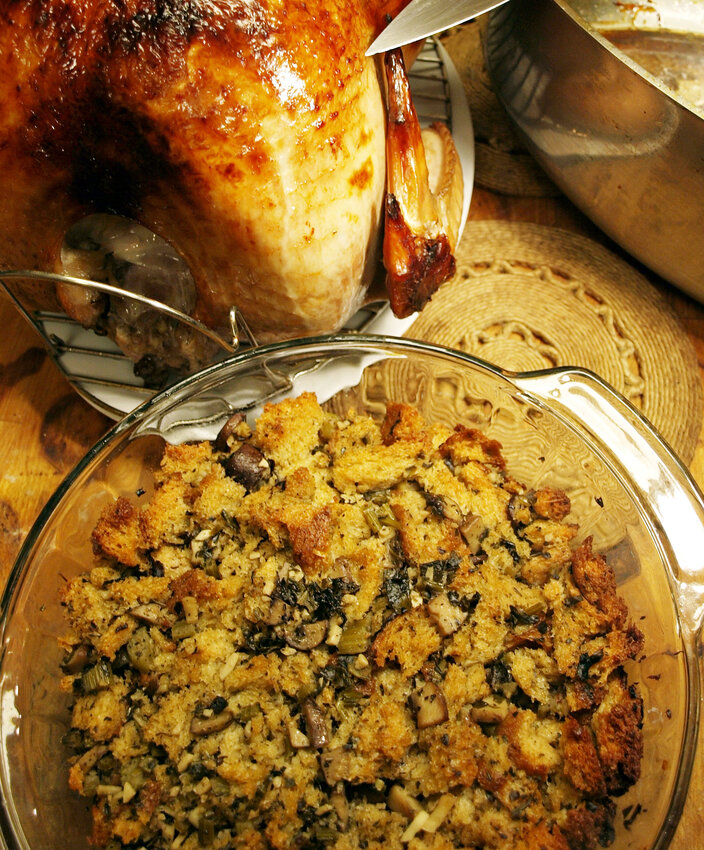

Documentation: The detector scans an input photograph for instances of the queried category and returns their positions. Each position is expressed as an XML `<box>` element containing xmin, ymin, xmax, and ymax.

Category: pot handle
<box><xmin>513</xmin><ymin>367</ymin><xmax>704</xmax><ymax>640</ymax></box>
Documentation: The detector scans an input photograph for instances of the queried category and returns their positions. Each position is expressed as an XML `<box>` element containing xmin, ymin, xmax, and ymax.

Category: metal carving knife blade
<box><xmin>366</xmin><ymin>0</ymin><xmax>510</xmax><ymax>55</ymax></box>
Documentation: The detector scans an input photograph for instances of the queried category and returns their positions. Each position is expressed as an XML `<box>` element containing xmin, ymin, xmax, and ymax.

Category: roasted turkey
<box><xmin>0</xmin><ymin>0</ymin><xmax>463</xmax><ymax>377</ymax></box>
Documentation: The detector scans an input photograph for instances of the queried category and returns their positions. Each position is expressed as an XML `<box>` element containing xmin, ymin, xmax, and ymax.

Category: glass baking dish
<box><xmin>0</xmin><ymin>334</ymin><xmax>702</xmax><ymax>850</ymax></box>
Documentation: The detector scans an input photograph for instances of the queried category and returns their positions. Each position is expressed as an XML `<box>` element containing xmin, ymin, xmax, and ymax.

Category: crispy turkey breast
<box><xmin>0</xmin><ymin>0</ymin><xmax>462</xmax><ymax>370</ymax></box>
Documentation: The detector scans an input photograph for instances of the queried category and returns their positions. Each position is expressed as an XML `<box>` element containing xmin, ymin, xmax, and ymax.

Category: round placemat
<box><xmin>440</xmin><ymin>21</ymin><xmax>559</xmax><ymax>198</ymax></box>
<box><xmin>405</xmin><ymin>220</ymin><xmax>702</xmax><ymax>465</ymax></box>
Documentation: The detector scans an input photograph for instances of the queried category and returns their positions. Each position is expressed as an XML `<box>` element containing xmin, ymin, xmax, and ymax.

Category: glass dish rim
<box><xmin>3</xmin><ymin>330</ymin><xmax>702</xmax><ymax>625</ymax></box>
<box><xmin>1</xmin><ymin>331</ymin><xmax>703</xmax><ymax>850</ymax></box>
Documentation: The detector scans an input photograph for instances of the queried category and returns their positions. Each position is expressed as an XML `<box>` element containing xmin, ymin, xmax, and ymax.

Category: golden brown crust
<box><xmin>139</xmin><ymin>477</ymin><xmax>194</xmax><ymax>548</ymax></box>
<box><xmin>0</xmin><ymin>1</ymin><xmax>410</xmax><ymax>344</ymax></box>
<box><xmin>499</xmin><ymin>708</ymin><xmax>561</xmax><ymax>779</ymax></box>
<box><xmin>287</xmin><ymin>504</ymin><xmax>333</xmax><ymax>573</ymax></box>
<box><xmin>563</xmin><ymin>800</ymin><xmax>616</xmax><ymax>850</ymax></box>
<box><xmin>392</xmin><ymin>498</ymin><xmax>466</xmax><ymax>567</ymax></box>
<box><xmin>424</xmin><ymin>722</ymin><xmax>481</xmax><ymax>791</ymax></box>
<box><xmin>91</xmin><ymin>497</ymin><xmax>141</xmax><ymax>567</ymax></box>
<box><xmin>168</xmin><ymin>568</ymin><xmax>220</xmax><ymax>606</ymax></box>
<box><xmin>593</xmin><ymin>671</ymin><xmax>644</xmax><ymax>795</ymax></box>
<box><xmin>381</xmin><ymin>401</ymin><xmax>429</xmax><ymax>445</ymax></box>
<box><xmin>517</xmin><ymin>821</ymin><xmax>571</xmax><ymax>850</ymax></box>
<box><xmin>61</xmin><ymin>395</ymin><xmax>643</xmax><ymax>850</ymax></box>
<box><xmin>439</xmin><ymin>424</ymin><xmax>506</xmax><ymax>469</ymax></box>
<box><xmin>89</xmin><ymin>805</ymin><xmax>113</xmax><ymax>848</ymax></box>
<box><xmin>571</xmin><ymin>537</ymin><xmax>628</xmax><ymax>629</ymax></box>
<box><xmin>356</xmin><ymin>692</ymin><xmax>416</xmax><ymax>767</ymax></box>
<box><xmin>371</xmin><ymin>606</ymin><xmax>443</xmax><ymax>677</ymax></box>
<box><xmin>561</xmin><ymin>715</ymin><xmax>607</xmax><ymax>797</ymax></box>
<box><xmin>533</xmin><ymin>486</ymin><xmax>572</xmax><ymax>521</ymax></box>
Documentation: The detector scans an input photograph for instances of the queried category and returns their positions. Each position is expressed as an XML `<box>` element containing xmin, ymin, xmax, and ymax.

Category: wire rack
<box><xmin>0</xmin><ymin>38</ymin><xmax>467</xmax><ymax>420</ymax></box>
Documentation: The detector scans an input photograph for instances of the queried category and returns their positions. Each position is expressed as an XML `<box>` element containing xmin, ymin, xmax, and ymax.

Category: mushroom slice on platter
<box><xmin>382</xmin><ymin>48</ymin><xmax>464</xmax><ymax>318</ymax></box>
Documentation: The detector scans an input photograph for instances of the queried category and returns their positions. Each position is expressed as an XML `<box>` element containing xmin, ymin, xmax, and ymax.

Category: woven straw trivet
<box><xmin>440</xmin><ymin>21</ymin><xmax>559</xmax><ymax>198</ymax></box>
<box><xmin>405</xmin><ymin>220</ymin><xmax>702</xmax><ymax>465</ymax></box>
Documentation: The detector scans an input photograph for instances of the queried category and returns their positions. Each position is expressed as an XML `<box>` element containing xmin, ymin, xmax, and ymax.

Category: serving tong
<box><xmin>0</xmin><ymin>38</ymin><xmax>469</xmax><ymax>420</ymax></box>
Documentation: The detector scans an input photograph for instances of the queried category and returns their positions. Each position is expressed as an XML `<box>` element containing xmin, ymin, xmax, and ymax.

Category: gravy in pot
<box><xmin>599</xmin><ymin>28</ymin><xmax>704</xmax><ymax>115</ymax></box>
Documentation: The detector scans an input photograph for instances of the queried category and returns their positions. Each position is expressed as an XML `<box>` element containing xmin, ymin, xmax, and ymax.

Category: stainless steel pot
<box><xmin>485</xmin><ymin>0</ymin><xmax>704</xmax><ymax>302</ymax></box>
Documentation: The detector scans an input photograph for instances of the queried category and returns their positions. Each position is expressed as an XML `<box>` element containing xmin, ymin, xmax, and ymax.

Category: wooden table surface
<box><xmin>1</xmin><ymin>186</ymin><xmax>703</xmax><ymax>844</ymax></box>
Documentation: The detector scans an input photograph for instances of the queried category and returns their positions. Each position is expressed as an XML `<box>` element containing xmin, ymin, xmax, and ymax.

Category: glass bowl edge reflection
<box><xmin>1</xmin><ymin>334</ymin><xmax>703</xmax><ymax>850</ymax></box>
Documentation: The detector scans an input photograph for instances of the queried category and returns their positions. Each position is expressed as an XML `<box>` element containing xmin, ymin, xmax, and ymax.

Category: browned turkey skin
<box><xmin>0</xmin><ymin>0</ymin><xmax>462</xmax><ymax>371</ymax></box>
<box><xmin>383</xmin><ymin>48</ymin><xmax>463</xmax><ymax>318</ymax></box>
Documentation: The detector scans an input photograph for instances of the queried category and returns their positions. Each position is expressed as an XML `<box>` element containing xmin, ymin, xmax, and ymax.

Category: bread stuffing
<box><xmin>60</xmin><ymin>393</ymin><xmax>644</xmax><ymax>849</ymax></box>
